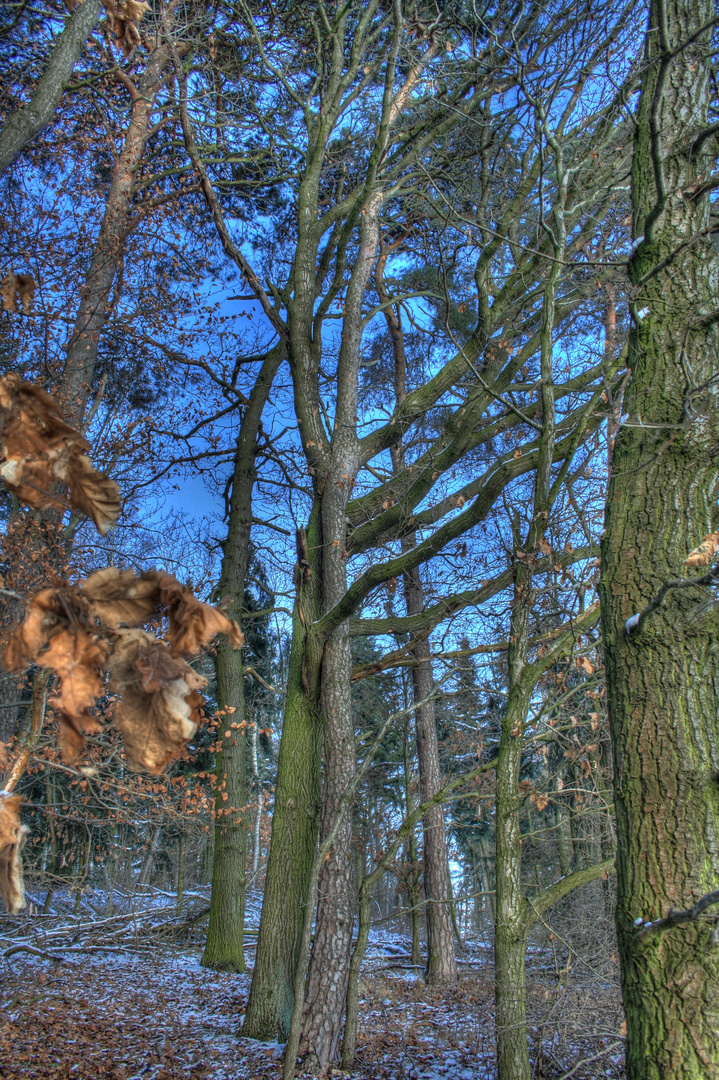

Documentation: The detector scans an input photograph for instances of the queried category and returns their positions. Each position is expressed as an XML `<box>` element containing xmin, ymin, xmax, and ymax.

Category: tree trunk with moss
<box><xmin>600</xmin><ymin>2</ymin><xmax>719</xmax><ymax>1077</ymax></box>
<box><xmin>242</xmin><ymin>513</ymin><xmax>323</xmax><ymax>1040</ymax></box>
<box><xmin>202</xmin><ymin>345</ymin><xmax>284</xmax><ymax>974</ymax></box>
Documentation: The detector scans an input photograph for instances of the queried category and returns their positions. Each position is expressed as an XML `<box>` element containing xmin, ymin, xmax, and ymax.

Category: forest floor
<box><xmin>0</xmin><ymin>893</ymin><xmax>626</xmax><ymax>1080</ymax></box>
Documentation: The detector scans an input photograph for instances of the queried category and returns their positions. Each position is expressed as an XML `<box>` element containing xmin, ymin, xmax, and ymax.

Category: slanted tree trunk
<box><xmin>601</xmin><ymin>2</ymin><xmax>719</xmax><ymax>1077</ymax></box>
<box><xmin>202</xmin><ymin>344</ymin><xmax>284</xmax><ymax>974</ymax></box>
<box><xmin>59</xmin><ymin>39</ymin><xmax>174</xmax><ymax>424</ymax></box>
<box><xmin>0</xmin><ymin>0</ymin><xmax>103</xmax><ymax>177</ymax></box>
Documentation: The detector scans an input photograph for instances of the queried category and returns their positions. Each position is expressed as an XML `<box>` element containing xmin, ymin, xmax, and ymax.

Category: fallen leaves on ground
<box><xmin>0</xmin><ymin>938</ymin><xmax>626</xmax><ymax>1080</ymax></box>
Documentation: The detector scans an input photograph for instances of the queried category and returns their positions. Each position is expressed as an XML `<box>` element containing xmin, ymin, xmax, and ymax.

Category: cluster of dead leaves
<box><xmin>65</xmin><ymin>0</ymin><xmax>150</xmax><ymax>56</ymax></box>
<box><xmin>0</xmin><ymin>792</ymin><xmax>28</xmax><ymax>915</ymax></box>
<box><xmin>684</xmin><ymin>531</ymin><xmax>719</xmax><ymax>569</ymax></box>
<box><xmin>0</xmin><ymin>375</ymin><xmax>120</xmax><ymax>534</ymax></box>
<box><xmin>104</xmin><ymin>0</ymin><xmax>151</xmax><ymax>55</ymax></box>
<box><xmin>1</xmin><ymin>271</ymin><xmax>36</xmax><ymax>314</ymax></box>
<box><xmin>5</xmin><ymin>568</ymin><xmax>243</xmax><ymax>773</ymax></box>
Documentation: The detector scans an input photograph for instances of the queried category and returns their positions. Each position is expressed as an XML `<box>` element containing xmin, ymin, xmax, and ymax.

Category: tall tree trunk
<box><xmin>601</xmin><ymin>2</ymin><xmax>719</xmax><ymax>1077</ymax></box>
<box><xmin>243</xmin><ymin>515</ymin><xmax>323</xmax><ymax>1040</ymax></box>
<box><xmin>0</xmin><ymin>0</ymin><xmax>103</xmax><ymax>177</ymax></box>
<box><xmin>250</xmin><ymin>721</ymin><xmax>262</xmax><ymax>877</ymax></box>
<box><xmin>202</xmin><ymin>344</ymin><xmax>284</xmax><ymax>974</ymax></box>
<box><xmin>403</xmin><ymin>714</ymin><xmax>422</xmax><ymax>966</ymax></box>
<box><xmin>378</xmin><ymin>236</ymin><xmax>456</xmax><ymax>984</ymax></box>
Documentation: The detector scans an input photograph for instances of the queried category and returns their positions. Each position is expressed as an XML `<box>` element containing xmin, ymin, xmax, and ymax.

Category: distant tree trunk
<box><xmin>176</xmin><ymin>832</ymin><xmax>184</xmax><ymax>917</ymax></box>
<box><xmin>601</xmin><ymin>2</ymin><xmax>719</xmax><ymax>1077</ymax></box>
<box><xmin>0</xmin><ymin>0</ymin><xmax>103</xmax><ymax>177</ymax></box>
<box><xmin>403</xmin><ymin>569</ymin><xmax>457</xmax><ymax>984</ymax></box>
<box><xmin>202</xmin><ymin>344</ymin><xmax>283</xmax><ymax>974</ymax></box>
<box><xmin>380</xmin><ymin>240</ymin><xmax>456</xmax><ymax>985</ymax></box>
<box><xmin>250</xmin><ymin>721</ymin><xmax>263</xmax><ymax>877</ymax></box>
<box><xmin>403</xmin><ymin>715</ymin><xmax>422</xmax><ymax>966</ymax></box>
<box><xmin>137</xmin><ymin>825</ymin><xmax>162</xmax><ymax>887</ymax></box>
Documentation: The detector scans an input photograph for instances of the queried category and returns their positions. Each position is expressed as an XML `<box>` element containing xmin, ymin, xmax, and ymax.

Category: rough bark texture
<box><xmin>601</xmin><ymin>2</ymin><xmax>719</xmax><ymax>1078</ymax></box>
<box><xmin>494</xmin><ymin>603</ymin><xmax>533</xmax><ymax>1080</ymax></box>
<box><xmin>0</xmin><ymin>0</ymin><xmax>103</xmax><ymax>177</ymax></box>
<box><xmin>201</xmin><ymin>636</ymin><xmax>248</xmax><ymax>973</ymax></box>
<box><xmin>60</xmin><ymin>41</ymin><xmax>172</xmax><ymax>424</ymax></box>
<box><xmin>242</xmin><ymin>515</ymin><xmax>323</xmax><ymax>1041</ymax></box>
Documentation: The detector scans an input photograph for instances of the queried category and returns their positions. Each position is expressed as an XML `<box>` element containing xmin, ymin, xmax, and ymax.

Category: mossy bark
<box><xmin>242</xmin><ymin>515</ymin><xmax>323</xmax><ymax>1040</ymax></box>
<box><xmin>202</xmin><ymin>345</ymin><xmax>284</xmax><ymax>975</ymax></box>
<box><xmin>601</xmin><ymin>3</ymin><xmax>719</xmax><ymax>1077</ymax></box>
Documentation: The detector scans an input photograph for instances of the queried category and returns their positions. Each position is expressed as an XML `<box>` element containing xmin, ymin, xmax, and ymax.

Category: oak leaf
<box><xmin>82</xmin><ymin>567</ymin><xmax>244</xmax><ymax>655</ymax></box>
<box><xmin>684</xmin><ymin>531</ymin><xmax>719</xmax><ymax>569</ymax></box>
<box><xmin>5</xmin><ymin>587</ymin><xmax>108</xmax><ymax>757</ymax></box>
<box><xmin>0</xmin><ymin>793</ymin><xmax>28</xmax><ymax>915</ymax></box>
<box><xmin>108</xmin><ymin>629</ymin><xmax>207</xmax><ymax>773</ymax></box>
<box><xmin>0</xmin><ymin>375</ymin><xmax>120</xmax><ymax>534</ymax></box>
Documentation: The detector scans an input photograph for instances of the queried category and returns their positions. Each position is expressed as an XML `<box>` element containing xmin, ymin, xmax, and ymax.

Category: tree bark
<box><xmin>242</xmin><ymin>513</ymin><xmax>323</xmax><ymax>1040</ymax></box>
<box><xmin>403</xmin><ymin>568</ymin><xmax>457</xmax><ymax>984</ymax></box>
<box><xmin>0</xmin><ymin>0</ymin><xmax>103</xmax><ymax>177</ymax></box>
<box><xmin>202</xmin><ymin>344</ymin><xmax>284</xmax><ymax>974</ymax></box>
<box><xmin>601</xmin><ymin>2</ymin><xmax>719</xmax><ymax>1077</ymax></box>
<box><xmin>59</xmin><ymin>40</ymin><xmax>173</xmax><ymax>424</ymax></box>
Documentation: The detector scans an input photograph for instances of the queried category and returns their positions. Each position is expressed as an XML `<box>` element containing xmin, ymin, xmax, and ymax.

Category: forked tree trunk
<box><xmin>601</xmin><ymin>2</ymin><xmax>719</xmax><ymax>1077</ymax></box>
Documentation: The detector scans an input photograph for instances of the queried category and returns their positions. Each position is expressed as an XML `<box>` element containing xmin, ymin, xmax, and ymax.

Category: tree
<box><xmin>0</xmin><ymin>0</ymin><xmax>103</xmax><ymax>177</ymax></box>
<box><xmin>600</xmin><ymin>1</ymin><xmax>719</xmax><ymax>1077</ymax></box>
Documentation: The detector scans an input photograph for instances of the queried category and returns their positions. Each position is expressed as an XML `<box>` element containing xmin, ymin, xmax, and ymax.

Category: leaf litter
<box><xmin>0</xmin><ymin>906</ymin><xmax>625</xmax><ymax>1080</ymax></box>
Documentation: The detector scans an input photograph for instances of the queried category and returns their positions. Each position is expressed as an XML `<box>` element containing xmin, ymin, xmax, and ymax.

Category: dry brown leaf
<box><xmin>684</xmin><ymin>531</ymin><xmax>719</xmax><ymax>569</ymax></box>
<box><xmin>0</xmin><ymin>375</ymin><xmax>120</xmax><ymax>534</ymax></box>
<box><xmin>82</xmin><ymin>567</ymin><xmax>244</xmax><ymax>655</ymax></box>
<box><xmin>4</xmin><ymin>586</ymin><xmax>108</xmax><ymax>759</ymax></box>
<box><xmin>535</xmin><ymin>793</ymin><xmax>549</xmax><ymax>812</ymax></box>
<box><xmin>0</xmin><ymin>792</ymin><xmax>21</xmax><ymax>849</ymax></box>
<box><xmin>104</xmin><ymin>0</ymin><xmax>151</xmax><ymax>56</ymax></box>
<box><xmin>108</xmin><ymin>629</ymin><xmax>207</xmax><ymax>773</ymax></box>
<box><xmin>0</xmin><ymin>793</ymin><xmax>27</xmax><ymax>915</ymax></box>
<box><xmin>1</xmin><ymin>271</ymin><xmax>36</xmax><ymax>314</ymax></box>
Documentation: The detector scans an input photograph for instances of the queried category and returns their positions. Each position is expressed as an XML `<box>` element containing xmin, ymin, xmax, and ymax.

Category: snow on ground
<box><xmin>0</xmin><ymin>911</ymin><xmax>625</xmax><ymax>1080</ymax></box>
